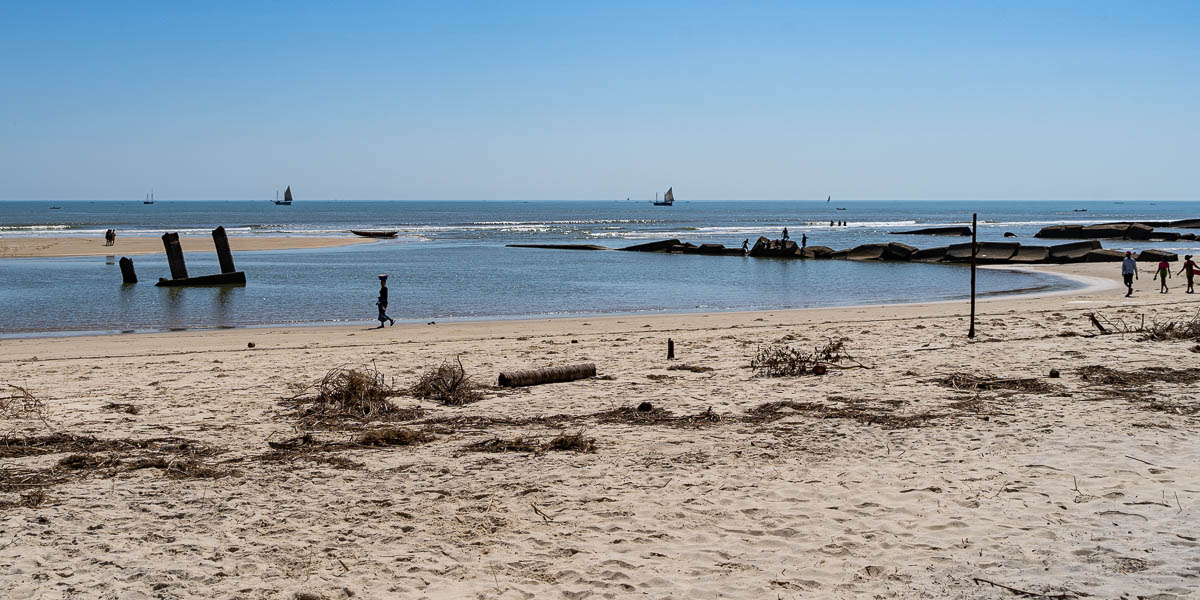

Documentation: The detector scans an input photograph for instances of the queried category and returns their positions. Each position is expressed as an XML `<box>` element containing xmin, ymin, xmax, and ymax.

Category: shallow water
<box><xmin>4</xmin><ymin>199</ymin><xmax>1199</xmax><ymax>336</ymax></box>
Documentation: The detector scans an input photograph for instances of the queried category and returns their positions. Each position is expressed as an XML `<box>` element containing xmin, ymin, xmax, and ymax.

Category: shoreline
<box><xmin>0</xmin><ymin>235</ymin><xmax>371</xmax><ymax>259</ymax></box>
<box><xmin>0</xmin><ymin>262</ymin><xmax>1178</xmax><ymax>352</ymax></box>
<box><xmin>1</xmin><ymin>262</ymin><xmax>1088</xmax><ymax>341</ymax></box>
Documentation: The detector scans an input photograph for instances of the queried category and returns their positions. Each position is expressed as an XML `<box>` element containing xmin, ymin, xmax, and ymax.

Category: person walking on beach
<box><xmin>1178</xmin><ymin>255</ymin><xmax>1197</xmax><ymax>294</ymax></box>
<box><xmin>375</xmin><ymin>274</ymin><xmax>395</xmax><ymax>328</ymax></box>
<box><xmin>781</xmin><ymin>227</ymin><xmax>789</xmax><ymax>241</ymax></box>
<box><xmin>1121</xmin><ymin>251</ymin><xmax>1138</xmax><ymax>297</ymax></box>
<box><xmin>1154</xmin><ymin>258</ymin><xmax>1171</xmax><ymax>293</ymax></box>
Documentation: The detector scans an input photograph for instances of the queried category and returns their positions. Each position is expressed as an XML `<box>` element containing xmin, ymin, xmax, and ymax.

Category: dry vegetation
<box><xmin>284</xmin><ymin>365</ymin><xmax>423</xmax><ymax>428</ymax></box>
<box><xmin>1</xmin><ymin>384</ymin><xmax>45</xmax><ymax>419</ymax></box>
<box><xmin>751</xmin><ymin>339</ymin><xmax>868</xmax><ymax>377</ymax></box>
<box><xmin>410</xmin><ymin>356</ymin><xmax>487</xmax><ymax>406</ymax></box>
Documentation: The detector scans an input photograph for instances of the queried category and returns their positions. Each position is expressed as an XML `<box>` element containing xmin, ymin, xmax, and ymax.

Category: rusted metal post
<box><xmin>968</xmin><ymin>213</ymin><xmax>977</xmax><ymax>339</ymax></box>
<box><xmin>161</xmin><ymin>232</ymin><xmax>188</xmax><ymax>280</ymax></box>
<box><xmin>212</xmin><ymin>226</ymin><xmax>236</xmax><ymax>274</ymax></box>
<box><xmin>118</xmin><ymin>257</ymin><xmax>138</xmax><ymax>284</ymax></box>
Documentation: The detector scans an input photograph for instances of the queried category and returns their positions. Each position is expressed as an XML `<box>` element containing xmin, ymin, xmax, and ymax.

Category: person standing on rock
<box><xmin>781</xmin><ymin>227</ymin><xmax>789</xmax><ymax>241</ymax></box>
<box><xmin>1154</xmin><ymin>258</ymin><xmax>1171</xmax><ymax>294</ymax></box>
<box><xmin>801</xmin><ymin>233</ymin><xmax>807</xmax><ymax>252</ymax></box>
<box><xmin>375</xmin><ymin>274</ymin><xmax>395</xmax><ymax>328</ymax></box>
<box><xmin>1122</xmin><ymin>251</ymin><xmax>1138</xmax><ymax>297</ymax></box>
<box><xmin>741</xmin><ymin>239</ymin><xmax>749</xmax><ymax>254</ymax></box>
<box><xmin>1177</xmin><ymin>255</ymin><xmax>1197</xmax><ymax>294</ymax></box>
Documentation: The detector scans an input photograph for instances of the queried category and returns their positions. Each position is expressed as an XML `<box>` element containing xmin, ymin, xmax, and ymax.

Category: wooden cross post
<box><xmin>968</xmin><ymin>213</ymin><xmax>977</xmax><ymax>339</ymax></box>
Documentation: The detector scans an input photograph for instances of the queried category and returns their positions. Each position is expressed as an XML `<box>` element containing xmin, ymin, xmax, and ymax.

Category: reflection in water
<box><xmin>162</xmin><ymin>287</ymin><xmax>185</xmax><ymax>329</ymax></box>
<box><xmin>213</xmin><ymin>286</ymin><xmax>237</xmax><ymax>327</ymax></box>
<box><xmin>105</xmin><ymin>255</ymin><xmax>115</xmax><ymax>265</ymax></box>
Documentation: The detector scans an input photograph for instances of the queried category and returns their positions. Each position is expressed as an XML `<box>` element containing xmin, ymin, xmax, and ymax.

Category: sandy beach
<box><xmin>0</xmin><ymin>236</ymin><xmax>371</xmax><ymax>259</ymax></box>
<box><xmin>1</xmin><ymin>262</ymin><xmax>1197</xmax><ymax>599</ymax></box>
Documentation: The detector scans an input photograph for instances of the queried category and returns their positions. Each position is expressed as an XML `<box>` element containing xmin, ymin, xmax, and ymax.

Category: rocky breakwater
<box><xmin>514</xmin><ymin>236</ymin><xmax>1181</xmax><ymax>266</ymax></box>
<box><xmin>1035</xmin><ymin>221</ymin><xmax>1199</xmax><ymax>242</ymax></box>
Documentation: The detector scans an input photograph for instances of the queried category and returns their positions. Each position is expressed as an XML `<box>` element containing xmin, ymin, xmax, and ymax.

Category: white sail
<box><xmin>663</xmin><ymin>187</ymin><xmax>674</xmax><ymax>204</ymax></box>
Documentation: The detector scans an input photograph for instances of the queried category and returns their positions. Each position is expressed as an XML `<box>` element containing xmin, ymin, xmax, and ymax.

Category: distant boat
<box><xmin>1073</xmin><ymin>209</ymin><xmax>1087</xmax><ymax>212</ymax></box>
<box><xmin>350</xmin><ymin>230</ymin><xmax>398</xmax><ymax>238</ymax></box>
<box><xmin>143</xmin><ymin>191</ymin><xmax>155</xmax><ymax>204</ymax></box>
<box><xmin>275</xmin><ymin>186</ymin><xmax>293</xmax><ymax>205</ymax></box>
<box><xmin>49</xmin><ymin>206</ymin><xmax>61</xmax><ymax>210</ymax></box>
<box><xmin>651</xmin><ymin>187</ymin><xmax>674</xmax><ymax>206</ymax></box>
<box><xmin>836</xmin><ymin>207</ymin><xmax>847</xmax><ymax>210</ymax></box>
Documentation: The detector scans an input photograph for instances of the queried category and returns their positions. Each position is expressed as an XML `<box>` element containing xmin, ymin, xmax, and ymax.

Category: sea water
<box><xmin>2</xmin><ymin>200</ymin><xmax>1198</xmax><ymax>336</ymax></box>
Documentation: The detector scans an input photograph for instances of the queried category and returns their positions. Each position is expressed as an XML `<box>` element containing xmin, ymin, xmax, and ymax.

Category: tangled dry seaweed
<box><xmin>0</xmin><ymin>433</ymin><xmax>232</xmax><ymax>508</ymax></box>
<box><xmin>1089</xmin><ymin>311</ymin><xmax>1200</xmax><ymax>342</ymax></box>
<box><xmin>2</xmin><ymin>384</ymin><xmax>45</xmax><ymax>419</ymax></box>
<box><xmin>751</xmin><ymin>339</ymin><xmax>868</xmax><ymax>377</ymax></box>
<box><xmin>410</xmin><ymin>356</ymin><xmax>486</xmax><ymax>406</ymax></box>
<box><xmin>935</xmin><ymin>373</ymin><xmax>1057</xmax><ymax>395</ymax></box>
<box><xmin>464</xmin><ymin>430</ymin><xmax>597</xmax><ymax>454</ymax></box>
<box><xmin>285</xmin><ymin>365</ymin><xmax>423</xmax><ymax>428</ymax></box>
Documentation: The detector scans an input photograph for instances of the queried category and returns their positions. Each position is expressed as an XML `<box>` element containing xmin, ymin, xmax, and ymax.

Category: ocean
<box><xmin>3</xmin><ymin>200</ymin><xmax>1198</xmax><ymax>337</ymax></box>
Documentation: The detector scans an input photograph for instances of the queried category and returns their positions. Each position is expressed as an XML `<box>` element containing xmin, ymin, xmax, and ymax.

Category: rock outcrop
<box><xmin>1137</xmin><ymin>249</ymin><xmax>1178</xmax><ymax>262</ymax></box>
<box><xmin>891</xmin><ymin>226</ymin><xmax>973</xmax><ymax>236</ymax></box>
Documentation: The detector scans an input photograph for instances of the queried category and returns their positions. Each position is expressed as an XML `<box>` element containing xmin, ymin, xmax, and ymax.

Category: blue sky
<box><xmin>1</xmin><ymin>1</ymin><xmax>1196</xmax><ymax>200</ymax></box>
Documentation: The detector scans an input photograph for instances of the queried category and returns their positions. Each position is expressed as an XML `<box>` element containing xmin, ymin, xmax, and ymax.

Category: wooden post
<box><xmin>161</xmin><ymin>232</ymin><xmax>188</xmax><ymax>280</ymax></box>
<box><xmin>118</xmin><ymin>257</ymin><xmax>138</xmax><ymax>284</ymax></box>
<box><xmin>667</xmin><ymin>338</ymin><xmax>675</xmax><ymax>360</ymax></box>
<box><xmin>212</xmin><ymin>226</ymin><xmax>236</xmax><ymax>274</ymax></box>
<box><xmin>968</xmin><ymin>213</ymin><xmax>977</xmax><ymax>339</ymax></box>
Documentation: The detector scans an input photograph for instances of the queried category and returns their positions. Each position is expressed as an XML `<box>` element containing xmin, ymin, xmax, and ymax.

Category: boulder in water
<box><xmin>890</xmin><ymin>226</ymin><xmax>972</xmax><ymax>236</ymax></box>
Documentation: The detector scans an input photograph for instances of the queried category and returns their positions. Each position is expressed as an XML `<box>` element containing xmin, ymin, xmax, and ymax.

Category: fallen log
<box><xmin>498</xmin><ymin>363</ymin><xmax>597</xmax><ymax>387</ymax></box>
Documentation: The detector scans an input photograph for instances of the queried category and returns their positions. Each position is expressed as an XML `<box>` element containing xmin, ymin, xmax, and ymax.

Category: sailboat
<box><xmin>274</xmin><ymin>186</ymin><xmax>293</xmax><ymax>205</ymax></box>
<box><xmin>143</xmin><ymin>191</ymin><xmax>155</xmax><ymax>204</ymax></box>
<box><xmin>827</xmin><ymin>195</ymin><xmax>830</xmax><ymax>203</ymax></box>
<box><xmin>651</xmin><ymin>187</ymin><xmax>674</xmax><ymax>206</ymax></box>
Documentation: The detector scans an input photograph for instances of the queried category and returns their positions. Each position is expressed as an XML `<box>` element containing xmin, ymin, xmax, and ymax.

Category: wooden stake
<box><xmin>968</xmin><ymin>213</ymin><xmax>977</xmax><ymax>339</ymax></box>
<box><xmin>667</xmin><ymin>338</ymin><xmax>675</xmax><ymax>360</ymax></box>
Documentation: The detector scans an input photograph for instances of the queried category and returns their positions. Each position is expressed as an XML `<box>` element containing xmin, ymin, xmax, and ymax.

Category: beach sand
<box><xmin>0</xmin><ymin>236</ymin><xmax>370</xmax><ymax>259</ymax></box>
<box><xmin>1</xmin><ymin>262</ymin><xmax>1197</xmax><ymax>599</ymax></box>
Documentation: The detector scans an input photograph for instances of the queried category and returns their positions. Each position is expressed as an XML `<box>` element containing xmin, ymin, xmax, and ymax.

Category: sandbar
<box><xmin>0</xmin><ymin>235</ymin><xmax>371</xmax><ymax>259</ymax></box>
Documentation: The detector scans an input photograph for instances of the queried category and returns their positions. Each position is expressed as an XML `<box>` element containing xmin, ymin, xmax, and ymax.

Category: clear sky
<box><xmin>1</xmin><ymin>1</ymin><xmax>1196</xmax><ymax>201</ymax></box>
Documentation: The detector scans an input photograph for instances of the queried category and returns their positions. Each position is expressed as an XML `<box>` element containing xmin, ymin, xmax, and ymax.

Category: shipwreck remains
<box><xmin>155</xmin><ymin>227</ymin><xmax>247</xmax><ymax>287</ymax></box>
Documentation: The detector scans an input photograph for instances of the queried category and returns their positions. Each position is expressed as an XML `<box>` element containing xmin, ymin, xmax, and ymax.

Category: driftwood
<box><xmin>498</xmin><ymin>363</ymin><xmax>596</xmax><ymax>387</ymax></box>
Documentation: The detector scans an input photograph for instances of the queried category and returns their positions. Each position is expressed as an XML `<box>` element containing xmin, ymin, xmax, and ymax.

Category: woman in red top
<box><xmin>1154</xmin><ymin>259</ymin><xmax>1172</xmax><ymax>293</ymax></box>
<box><xmin>1177</xmin><ymin>254</ymin><xmax>1197</xmax><ymax>294</ymax></box>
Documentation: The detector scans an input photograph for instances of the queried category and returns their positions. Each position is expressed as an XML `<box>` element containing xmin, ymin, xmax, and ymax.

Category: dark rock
<box><xmin>619</xmin><ymin>239</ymin><xmax>682</xmax><ymax>252</ymax></box>
<box><xmin>247</xmin><ymin>342</ymin><xmax>256</xmax><ymax>348</ymax></box>
<box><xmin>890</xmin><ymin>226</ymin><xmax>972</xmax><ymax>236</ymax></box>
<box><xmin>1034</xmin><ymin>224</ymin><xmax>1086</xmax><ymax>239</ymax></box>
<box><xmin>945</xmin><ymin>242</ymin><xmax>1018</xmax><ymax>263</ymax></box>
<box><xmin>637</xmin><ymin>402</ymin><xmax>653</xmax><ymax>412</ymax></box>
<box><xmin>1137</xmin><ymin>249</ymin><xmax>1178</xmax><ymax>262</ymax></box>
<box><xmin>1149</xmin><ymin>231</ymin><xmax>1181</xmax><ymax>241</ymax></box>
<box><xmin>801</xmin><ymin>245</ymin><xmax>835</xmax><ymax>259</ymax></box>
<box><xmin>1009</xmin><ymin>246</ymin><xmax>1050</xmax><ymax>263</ymax></box>
<box><xmin>749</xmin><ymin>237</ymin><xmax>801</xmax><ymax>258</ymax></box>
<box><xmin>1169</xmin><ymin>219</ymin><xmax>1200</xmax><ymax>229</ymax></box>
<box><xmin>1182</xmin><ymin>233</ymin><xmax>1197</xmax><ymax>240</ymax></box>
<box><xmin>1049</xmin><ymin>369</ymin><xmax>1060</xmax><ymax>378</ymax></box>
<box><xmin>811</xmin><ymin>364</ymin><xmax>827</xmax><ymax>376</ymax></box>
<box><xmin>1048</xmin><ymin>240</ymin><xmax>1102</xmax><ymax>263</ymax></box>
<box><xmin>1003</xmin><ymin>232</ymin><xmax>1016</xmax><ymax>238</ymax></box>
<box><xmin>1080</xmin><ymin>223</ymin><xmax>1132</xmax><ymax>238</ymax></box>
<box><xmin>828</xmin><ymin>249</ymin><xmax>851</xmax><ymax>259</ymax></box>
<box><xmin>846</xmin><ymin>243</ymin><xmax>886</xmax><ymax>261</ymax></box>
<box><xmin>910</xmin><ymin>246</ymin><xmax>948</xmax><ymax>262</ymax></box>
<box><xmin>1084</xmin><ymin>249</ymin><xmax>1127</xmax><ymax>262</ymax></box>
<box><xmin>1125</xmin><ymin>223</ymin><xmax>1154</xmax><ymax>240</ymax></box>
<box><xmin>883</xmin><ymin>242</ymin><xmax>918</xmax><ymax>260</ymax></box>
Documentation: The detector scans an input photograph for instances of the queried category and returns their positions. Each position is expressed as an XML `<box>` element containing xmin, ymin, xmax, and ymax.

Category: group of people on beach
<box><xmin>1122</xmin><ymin>251</ymin><xmax>1196</xmax><ymax>296</ymax></box>
<box><xmin>103</xmin><ymin>229</ymin><xmax>116</xmax><ymax>246</ymax></box>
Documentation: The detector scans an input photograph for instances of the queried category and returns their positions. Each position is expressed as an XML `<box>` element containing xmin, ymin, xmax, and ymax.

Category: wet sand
<box><xmin>0</xmin><ymin>236</ymin><xmax>370</xmax><ymax>259</ymax></box>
